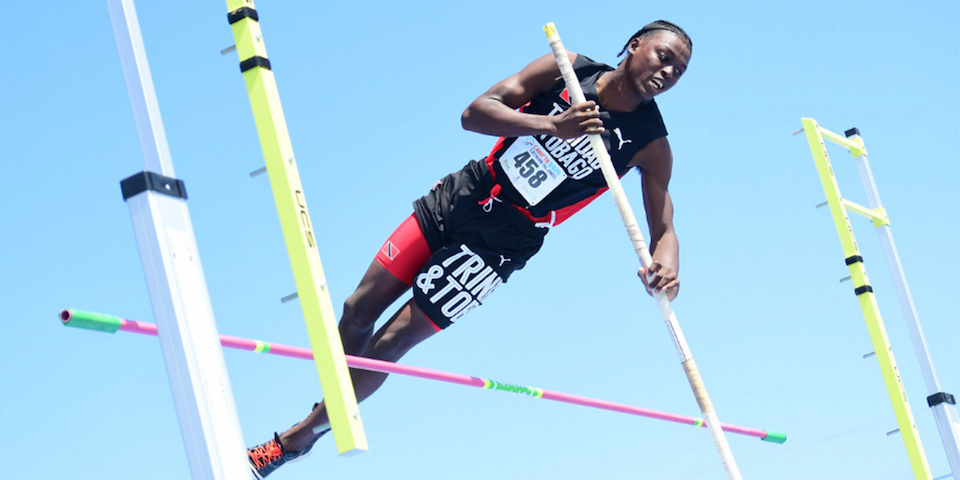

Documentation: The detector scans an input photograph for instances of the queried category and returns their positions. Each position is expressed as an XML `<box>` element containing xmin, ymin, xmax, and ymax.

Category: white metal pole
<box><xmin>107</xmin><ymin>0</ymin><xmax>173</xmax><ymax>176</ymax></box>
<box><xmin>108</xmin><ymin>1</ymin><xmax>253</xmax><ymax>478</ymax></box>
<box><xmin>845</xmin><ymin>129</ymin><xmax>960</xmax><ymax>477</ymax></box>
<box><xmin>544</xmin><ymin>23</ymin><xmax>743</xmax><ymax>480</ymax></box>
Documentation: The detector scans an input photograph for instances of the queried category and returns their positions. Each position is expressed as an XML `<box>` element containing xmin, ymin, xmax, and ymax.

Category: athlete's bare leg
<box><xmin>338</xmin><ymin>260</ymin><xmax>413</xmax><ymax>355</ymax></box>
<box><xmin>278</xmin><ymin>260</ymin><xmax>438</xmax><ymax>451</ymax></box>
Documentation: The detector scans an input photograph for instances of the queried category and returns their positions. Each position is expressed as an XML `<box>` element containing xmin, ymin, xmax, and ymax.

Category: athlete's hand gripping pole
<box><xmin>544</xmin><ymin>23</ymin><xmax>744</xmax><ymax>480</ymax></box>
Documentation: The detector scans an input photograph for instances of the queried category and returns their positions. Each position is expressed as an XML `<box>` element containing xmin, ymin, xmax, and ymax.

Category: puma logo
<box><xmin>613</xmin><ymin>128</ymin><xmax>632</xmax><ymax>150</ymax></box>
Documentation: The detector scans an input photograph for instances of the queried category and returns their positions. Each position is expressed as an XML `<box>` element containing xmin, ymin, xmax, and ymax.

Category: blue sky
<box><xmin>2</xmin><ymin>1</ymin><xmax>958</xmax><ymax>479</ymax></box>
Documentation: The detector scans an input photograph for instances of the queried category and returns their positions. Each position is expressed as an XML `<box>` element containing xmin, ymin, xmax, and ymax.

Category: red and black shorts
<box><xmin>375</xmin><ymin>160</ymin><xmax>547</xmax><ymax>330</ymax></box>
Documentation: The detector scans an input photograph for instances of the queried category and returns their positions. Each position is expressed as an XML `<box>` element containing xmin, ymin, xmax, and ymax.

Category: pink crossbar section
<box><xmin>115</xmin><ymin>318</ymin><xmax>766</xmax><ymax>439</ymax></box>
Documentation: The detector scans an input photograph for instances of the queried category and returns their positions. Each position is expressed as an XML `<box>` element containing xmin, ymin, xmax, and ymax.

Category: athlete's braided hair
<box><xmin>618</xmin><ymin>20</ymin><xmax>692</xmax><ymax>57</ymax></box>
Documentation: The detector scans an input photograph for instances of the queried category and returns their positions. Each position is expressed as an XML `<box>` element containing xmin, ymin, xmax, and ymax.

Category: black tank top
<box><xmin>484</xmin><ymin>55</ymin><xmax>668</xmax><ymax>225</ymax></box>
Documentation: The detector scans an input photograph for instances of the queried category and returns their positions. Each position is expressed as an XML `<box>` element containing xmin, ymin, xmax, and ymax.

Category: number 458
<box><xmin>513</xmin><ymin>152</ymin><xmax>548</xmax><ymax>188</ymax></box>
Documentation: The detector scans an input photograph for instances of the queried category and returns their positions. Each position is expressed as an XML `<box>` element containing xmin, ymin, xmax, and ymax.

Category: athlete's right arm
<box><xmin>461</xmin><ymin>53</ymin><xmax>604</xmax><ymax>140</ymax></box>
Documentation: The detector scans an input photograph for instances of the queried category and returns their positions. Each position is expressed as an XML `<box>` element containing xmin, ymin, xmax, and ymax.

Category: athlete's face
<box><xmin>626</xmin><ymin>32</ymin><xmax>691</xmax><ymax>101</ymax></box>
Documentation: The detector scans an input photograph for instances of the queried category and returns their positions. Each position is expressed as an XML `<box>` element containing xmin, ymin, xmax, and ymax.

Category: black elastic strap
<box><xmin>227</xmin><ymin>7</ymin><xmax>258</xmax><ymax>24</ymax></box>
<box><xmin>121</xmin><ymin>171</ymin><xmax>188</xmax><ymax>201</ymax></box>
<box><xmin>844</xmin><ymin>128</ymin><xmax>861</xmax><ymax>138</ymax></box>
<box><xmin>240</xmin><ymin>56</ymin><xmax>271</xmax><ymax>73</ymax></box>
<box><xmin>854</xmin><ymin>285</ymin><xmax>874</xmax><ymax>296</ymax></box>
<box><xmin>928</xmin><ymin>392</ymin><xmax>956</xmax><ymax>408</ymax></box>
<box><xmin>845</xmin><ymin>255</ymin><xmax>864</xmax><ymax>266</ymax></box>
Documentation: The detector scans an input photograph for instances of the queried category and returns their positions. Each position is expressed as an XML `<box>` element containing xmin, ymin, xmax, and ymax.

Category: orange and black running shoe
<box><xmin>247</xmin><ymin>432</ymin><xmax>317</xmax><ymax>479</ymax></box>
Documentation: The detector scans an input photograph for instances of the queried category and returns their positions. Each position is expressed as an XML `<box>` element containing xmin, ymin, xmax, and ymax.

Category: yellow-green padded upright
<box><xmin>801</xmin><ymin>117</ymin><xmax>930</xmax><ymax>480</ymax></box>
<box><xmin>226</xmin><ymin>0</ymin><xmax>367</xmax><ymax>454</ymax></box>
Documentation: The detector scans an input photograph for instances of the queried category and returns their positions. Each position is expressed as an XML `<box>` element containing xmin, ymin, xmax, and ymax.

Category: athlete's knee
<box><xmin>341</xmin><ymin>260</ymin><xmax>414</xmax><ymax>334</ymax></box>
<box><xmin>368</xmin><ymin>304</ymin><xmax>436</xmax><ymax>361</ymax></box>
<box><xmin>367</xmin><ymin>330</ymin><xmax>409</xmax><ymax>360</ymax></box>
<box><xmin>340</xmin><ymin>293</ymin><xmax>379</xmax><ymax>332</ymax></box>
<box><xmin>339</xmin><ymin>299</ymin><xmax>382</xmax><ymax>359</ymax></box>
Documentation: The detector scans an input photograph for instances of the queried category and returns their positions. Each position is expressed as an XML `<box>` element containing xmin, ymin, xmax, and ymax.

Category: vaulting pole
<box><xmin>543</xmin><ymin>23</ymin><xmax>744</xmax><ymax>479</ymax></box>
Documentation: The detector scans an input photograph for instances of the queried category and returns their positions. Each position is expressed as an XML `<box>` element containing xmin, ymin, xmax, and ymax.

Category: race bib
<box><xmin>498</xmin><ymin>136</ymin><xmax>567</xmax><ymax>206</ymax></box>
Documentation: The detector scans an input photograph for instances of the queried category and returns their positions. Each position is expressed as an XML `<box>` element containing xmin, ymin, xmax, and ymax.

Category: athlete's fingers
<box><xmin>574</xmin><ymin>102</ymin><xmax>602</xmax><ymax>128</ymax></box>
<box><xmin>638</xmin><ymin>265</ymin><xmax>659</xmax><ymax>296</ymax></box>
<box><xmin>653</xmin><ymin>274</ymin><xmax>679</xmax><ymax>299</ymax></box>
<box><xmin>554</xmin><ymin>102</ymin><xmax>602</xmax><ymax>138</ymax></box>
<box><xmin>640</xmin><ymin>264</ymin><xmax>679</xmax><ymax>300</ymax></box>
<box><xmin>544</xmin><ymin>101</ymin><xmax>602</xmax><ymax>138</ymax></box>
<box><xmin>653</xmin><ymin>269</ymin><xmax>675</xmax><ymax>291</ymax></box>
<box><xmin>581</xmin><ymin>119</ymin><xmax>605</xmax><ymax>134</ymax></box>
<box><xmin>657</xmin><ymin>277</ymin><xmax>680</xmax><ymax>293</ymax></box>
<box><xmin>648</xmin><ymin>264</ymin><xmax>674</xmax><ymax>292</ymax></box>
<box><xmin>643</xmin><ymin>262</ymin><xmax>662</xmax><ymax>279</ymax></box>
<box><xmin>574</xmin><ymin>101</ymin><xmax>599</xmax><ymax>115</ymax></box>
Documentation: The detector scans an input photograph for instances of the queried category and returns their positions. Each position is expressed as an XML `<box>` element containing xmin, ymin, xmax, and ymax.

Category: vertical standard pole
<box><xmin>801</xmin><ymin>117</ymin><xmax>932</xmax><ymax>480</ymax></box>
<box><xmin>544</xmin><ymin>23</ymin><xmax>743</xmax><ymax>480</ymax></box>
<box><xmin>844</xmin><ymin>128</ymin><xmax>960</xmax><ymax>478</ymax></box>
<box><xmin>225</xmin><ymin>0</ymin><xmax>367</xmax><ymax>454</ymax></box>
<box><xmin>108</xmin><ymin>1</ymin><xmax>252</xmax><ymax>478</ymax></box>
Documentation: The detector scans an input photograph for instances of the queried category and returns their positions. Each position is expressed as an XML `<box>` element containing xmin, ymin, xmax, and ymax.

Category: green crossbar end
<box><xmin>761</xmin><ymin>431</ymin><xmax>787</xmax><ymax>444</ymax></box>
<box><xmin>60</xmin><ymin>309</ymin><xmax>122</xmax><ymax>333</ymax></box>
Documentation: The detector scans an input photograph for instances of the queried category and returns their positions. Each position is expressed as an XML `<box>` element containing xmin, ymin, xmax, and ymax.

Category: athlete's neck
<box><xmin>596</xmin><ymin>69</ymin><xmax>645</xmax><ymax>113</ymax></box>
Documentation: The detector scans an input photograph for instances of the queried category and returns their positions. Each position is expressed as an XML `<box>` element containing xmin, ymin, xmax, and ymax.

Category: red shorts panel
<box><xmin>375</xmin><ymin>214</ymin><xmax>432</xmax><ymax>286</ymax></box>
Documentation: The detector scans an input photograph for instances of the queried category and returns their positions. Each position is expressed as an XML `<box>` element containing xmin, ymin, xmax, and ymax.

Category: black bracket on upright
<box><xmin>227</xmin><ymin>6</ymin><xmax>271</xmax><ymax>73</ymax></box>
<box><xmin>121</xmin><ymin>171</ymin><xmax>188</xmax><ymax>201</ymax></box>
<box><xmin>227</xmin><ymin>6</ymin><xmax>258</xmax><ymax>24</ymax></box>
<box><xmin>928</xmin><ymin>392</ymin><xmax>956</xmax><ymax>408</ymax></box>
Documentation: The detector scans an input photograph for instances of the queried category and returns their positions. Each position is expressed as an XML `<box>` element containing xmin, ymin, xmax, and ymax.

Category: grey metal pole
<box><xmin>845</xmin><ymin>128</ymin><xmax>960</xmax><ymax>478</ymax></box>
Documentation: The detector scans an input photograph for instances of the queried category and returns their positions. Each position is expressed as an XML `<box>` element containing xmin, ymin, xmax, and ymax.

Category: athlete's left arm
<box><xmin>629</xmin><ymin>136</ymin><xmax>680</xmax><ymax>301</ymax></box>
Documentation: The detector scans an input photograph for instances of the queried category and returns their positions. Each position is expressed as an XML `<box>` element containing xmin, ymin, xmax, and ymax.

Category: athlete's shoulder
<box><xmin>572</xmin><ymin>54</ymin><xmax>614</xmax><ymax>75</ymax></box>
<box><xmin>639</xmin><ymin>98</ymin><xmax>664</xmax><ymax>121</ymax></box>
<box><xmin>639</xmin><ymin>99</ymin><xmax>668</xmax><ymax>138</ymax></box>
<box><xmin>613</xmin><ymin>98</ymin><xmax>667</xmax><ymax>152</ymax></box>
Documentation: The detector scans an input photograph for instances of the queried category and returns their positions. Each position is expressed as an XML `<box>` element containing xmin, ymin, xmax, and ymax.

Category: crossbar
<box><xmin>60</xmin><ymin>308</ymin><xmax>786</xmax><ymax>444</ymax></box>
